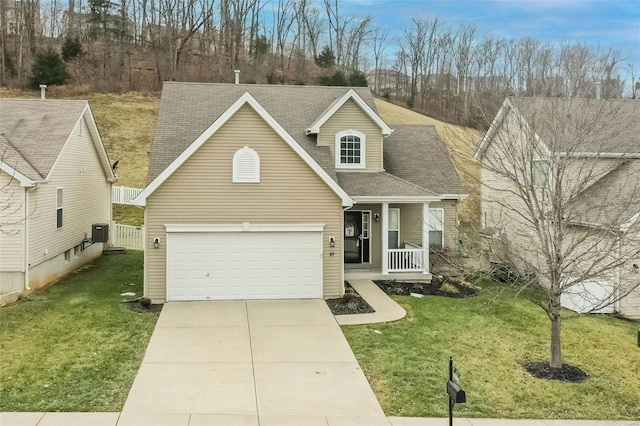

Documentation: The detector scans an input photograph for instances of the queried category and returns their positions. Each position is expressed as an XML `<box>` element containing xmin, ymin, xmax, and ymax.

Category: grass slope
<box><xmin>374</xmin><ymin>99</ymin><xmax>482</xmax><ymax>230</ymax></box>
<box><xmin>342</xmin><ymin>279</ymin><xmax>640</xmax><ymax>419</ymax></box>
<box><xmin>0</xmin><ymin>251</ymin><xmax>157</xmax><ymax>412</ymax></box>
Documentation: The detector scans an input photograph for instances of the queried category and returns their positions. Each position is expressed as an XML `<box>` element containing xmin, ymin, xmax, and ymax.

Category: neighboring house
<box><xmin>475</xmin><ymin>97</ymin><xmax>640</xmax><ymax>318</ymax></box>
<box><xmin>134</xmin><ymin>82</ymin><xmax>466</xmax><ymax>303</ymax></box>
<box><xmin>0</xmin><ymin>99</ymin><xmax>116</xmax><ymax>295</ymax></box>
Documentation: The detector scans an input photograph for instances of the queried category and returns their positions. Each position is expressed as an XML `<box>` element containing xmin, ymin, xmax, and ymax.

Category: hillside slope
<box><xmin>375</xmin><ymin>99</ymin><xmax>481</xmax><ymax>228</ymax></box>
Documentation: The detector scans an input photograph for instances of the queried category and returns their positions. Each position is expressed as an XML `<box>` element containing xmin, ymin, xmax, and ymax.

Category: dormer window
<box><xmin>336</xmin><ymin>130</ymin><xmax>366</xmax><ymax>169</ymax></box>
<box><xmin>233</xmin><ymin>146</ymin><xmax>260</xmax><ymax>183</ymax></box>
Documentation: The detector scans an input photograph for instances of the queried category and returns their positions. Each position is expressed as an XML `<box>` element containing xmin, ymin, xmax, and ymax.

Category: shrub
<box><xmin>62</xmin><ymin>37</ymin><xmax>82</xmax><ymax>61</ymax></box>
<box><xmin>30</xmin><ymin>49</ymin><xmax>69</xmax><ymax>89</ymax></box>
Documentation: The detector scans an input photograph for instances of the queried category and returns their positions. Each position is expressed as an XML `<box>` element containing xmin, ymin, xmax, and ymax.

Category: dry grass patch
<box><xmin>375</xmin><ymin>99</ymin><xmax>482</xmax><ymax>231</ymax></box>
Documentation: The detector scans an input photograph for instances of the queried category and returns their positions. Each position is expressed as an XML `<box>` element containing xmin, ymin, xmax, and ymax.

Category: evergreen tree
<box><xmin>318</xmin><ymin>70</ymin><xmax>349</xmax><ymax>86</ymax></box>
<box><xmin>315</xmin><ymin>46</ymin><xmax>335</xmax><ymax>68</ymax></box>
<box><xmin>30</xmin><ymin>49</ymin><xmax>69</xmax><ymax>89</ymax></box>
<box><xmin>349</xmin><ymin>70</ymin><xmax>368</xmax><ymax>87</ymax></box>
<box><xmin>62</xmin><ymin>37</ymin><xmax>82</xmax><ymax>61</ymax></box>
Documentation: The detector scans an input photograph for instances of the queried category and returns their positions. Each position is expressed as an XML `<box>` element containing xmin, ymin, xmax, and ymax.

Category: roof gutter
<box><xmin>352</xmin><ymin>194</ymin><xmax>468</xmax><ymax>203</ymax></box>
<box><xmin>557</xmin><ymin>152</ymin><xmax>640</xmax><ymax>159</ymax></box>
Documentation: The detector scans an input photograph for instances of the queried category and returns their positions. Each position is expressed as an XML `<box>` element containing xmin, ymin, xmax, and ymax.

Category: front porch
<box><xmin>344</xmin><ymin>264</ymin><xmax>432</xmax><ymax>282</ymax></box>
<box><xmin>343</xmin><ymin>201</ymin><xmax>444</xmax><ymax>279</ymax></box>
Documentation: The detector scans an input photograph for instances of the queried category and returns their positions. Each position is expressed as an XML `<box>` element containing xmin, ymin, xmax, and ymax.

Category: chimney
<box><xmin>39</xmin><ymin>84</ymin><xmax>47</xmax><ymax>100</ymax></box>
<box><xmin>595</xmin><ymin>81</ymin><xmax>602</xmax><ymax>100</ymax></box>
<box><xmin>234</xmin><ymin>70</ymin><xmax>240</xmax><ymax>85</ymax></box>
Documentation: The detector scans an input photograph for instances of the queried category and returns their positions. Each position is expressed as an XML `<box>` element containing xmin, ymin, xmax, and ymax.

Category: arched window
<box><xmin>335</xmin><ymin>130</ymin><xmax>366</xmax><ymax>169</ymax></box>
<box><xmin>233</xmin><ymin>146</ymin><xmax>260</xmax><ymax>183</ymax></box>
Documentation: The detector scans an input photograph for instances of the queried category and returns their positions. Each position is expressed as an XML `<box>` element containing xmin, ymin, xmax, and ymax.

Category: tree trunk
<box><xmin>550</xmin><ymin>307</ymin><xmax>562</xmax><ymax>368</ymax></box>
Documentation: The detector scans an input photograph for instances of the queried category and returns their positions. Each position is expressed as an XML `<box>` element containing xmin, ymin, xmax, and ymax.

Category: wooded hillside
<box><xmin>2</xmin><ymin>0</ymin><xmax>637</xmax><ymax>128</ymax></box>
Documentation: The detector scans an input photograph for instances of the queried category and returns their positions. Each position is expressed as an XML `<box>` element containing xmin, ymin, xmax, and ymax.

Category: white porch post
<box><xmin>422</xmin><ymin>202</ymin><xmax>430</xmax><ymax>274</ymax></box>
<box><xmin>382</xmin><ymin>202</ymin><xmax>389</xmax><ymax>274</ymax></box>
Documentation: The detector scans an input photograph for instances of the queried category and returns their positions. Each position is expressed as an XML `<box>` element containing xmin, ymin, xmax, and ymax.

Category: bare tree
<box><xmin>475</xmin><ymin>97</ymin><xmax>640</xmax><ymax>369</ymax></box>
<box><xmin>369</xmin><ymin>26</ymin><xmax>387</xmax><ymax>94</ymax></box>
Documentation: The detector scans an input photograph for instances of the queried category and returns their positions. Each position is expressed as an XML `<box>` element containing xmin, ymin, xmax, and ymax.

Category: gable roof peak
<box><xmin>306</xmin><ymin>88</ymin><xmax>392</xmax><ymax>136</ymax></box>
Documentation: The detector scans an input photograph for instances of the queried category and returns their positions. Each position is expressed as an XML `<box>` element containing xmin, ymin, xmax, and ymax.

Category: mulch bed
<box><xmin>326</xmin><ymin>282</ymin><xmax>375</xmax><ymax>315</ymax></box>
<box><xmin>126</xmin><ymin>302</ymin><xmax>164</xmax><ymax>315</ymax></box>
<box><xmin>523</xmin><ymin>361</ymin><xmax>589</xmax><ymax>383</ymax></box>
<box><xmin>374</xmin><ymin>275</ymin><xmax>479</xmax><ymax>298</ymax></box>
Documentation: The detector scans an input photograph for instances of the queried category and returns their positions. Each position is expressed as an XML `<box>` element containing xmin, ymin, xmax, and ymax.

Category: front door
<box><xmin>344</xmin><ymin>211</ymin><xmax>370</xmax><ymax>263</ymax></box>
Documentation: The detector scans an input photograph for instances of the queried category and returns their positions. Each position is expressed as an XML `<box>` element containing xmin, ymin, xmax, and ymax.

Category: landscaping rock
<box><xmin>0</xmin><ymin>291</ymin><xmax>21</xmax><ymax>307</ymax></box>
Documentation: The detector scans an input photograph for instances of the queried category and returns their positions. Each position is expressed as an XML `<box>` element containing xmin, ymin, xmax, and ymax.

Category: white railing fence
<box><xmin>111</xmin><ymin>223</ymin><xmax>145</xmax><ymax>250</ymax></box>
<box><xmin>112</xmin><ymin>186</ymin><xmax>143</xmax><ymax>205</ymax></box>
<box><xmin>388</xmin><ymin>248</ymin><xmax>424</xmax><ymax>272</ymax></box>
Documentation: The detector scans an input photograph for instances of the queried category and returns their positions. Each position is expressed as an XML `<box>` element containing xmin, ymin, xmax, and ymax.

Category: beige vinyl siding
<box><xmin>430</xmin><ymin>201</ymin><xmax>458</xmax><ymax>249</ymax></box>
<box><xmin>481</xmin><ymin>110</ymin><xmax>544</xmax><ymax>272</ymax></box>
<box><xmin>0</xmin><ymin>172</ymin><xmax>25</xmax><ymax>271</ymax></box>
<box><xmin>317</xmin><ymin>99</ymin><xmax>383</xmax><ymax>172</ymax></box>
<box><xmin>392</xmin><ymin>202</ymin><xmax>458</xmax><ymax>250</ymax></box>
<box><xmin>395</xmin><ymin>203</ymin><xmax>422</xmax><ymax>247</ymax></box>
<box><xmin>620</xmin><ymin>285</ymin><xmax>640</xmax><ymax>319</ymax></box>
<box><xmin>27</xmin><ymin>117</ymin><xmax>111</xmax><ymax>288</ymax></box>
<box><xmin>145</xmin><ymin>104</ymin><xmax>343</xmax><ymax>302</ymax></box>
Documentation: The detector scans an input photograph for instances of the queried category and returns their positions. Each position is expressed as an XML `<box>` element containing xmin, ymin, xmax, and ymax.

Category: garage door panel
<box><xmin>167</xmin><ymin>231</ymin><xmax>322</xmax><ymax>301</ymax></box>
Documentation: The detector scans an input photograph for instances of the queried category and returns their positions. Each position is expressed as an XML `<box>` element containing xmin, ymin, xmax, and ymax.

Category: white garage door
<box><xmin>166</xmin><ymin>229</ymin><xmax>323</xmax><ymax>301</ymax></box>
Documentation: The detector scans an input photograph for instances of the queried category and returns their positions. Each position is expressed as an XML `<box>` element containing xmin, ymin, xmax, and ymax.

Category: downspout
<box><xmin>24</xmin><ymin>185</ymin><xmax>38</xmax><ymax>291</ymax></box>
<box><xmin>615</xmin><ymin>236</ymin><xmax>622</xmax><ymax>313</ymax></box>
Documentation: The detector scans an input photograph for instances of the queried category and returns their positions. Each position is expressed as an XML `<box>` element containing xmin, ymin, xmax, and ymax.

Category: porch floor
<box><xmin>344</xmin><ymin>265</ymin><xmax>432</xmax><ymax>282</ymax></box>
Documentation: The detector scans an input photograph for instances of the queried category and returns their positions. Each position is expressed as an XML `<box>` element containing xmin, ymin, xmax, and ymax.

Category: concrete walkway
<box><xmin>2</xmin><ymin>412</ymin><xmax>636</xmax><ymax>425</ymax></box>
<box><xmin>335</xmin><ymin>279</ymin><xmax>406</xmax><ymax>325</ymax></box>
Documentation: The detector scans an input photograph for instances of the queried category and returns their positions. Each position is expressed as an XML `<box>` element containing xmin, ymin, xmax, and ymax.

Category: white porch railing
<box><xmin>112</xmin><ymin>186</ymin><xmax>143</xmax><ymax>205</ymax></box>
<box><xmin>111</xmin><ymin>223</ymin><xmax>145</xmax><ymax>250</ymax></box>
<box><xmin>387</xmin><ymin>248</ymin><xmax>424</xmax><ymax>272</ymax></box>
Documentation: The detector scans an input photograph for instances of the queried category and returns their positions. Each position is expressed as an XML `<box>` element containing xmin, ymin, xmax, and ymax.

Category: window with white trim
<box><xmin>336</xmin><ymin>130</ymin><xmax>365</xmax><ymax>169</ymax></box>
<box><xmin>388</xmin><ymin>208</ymin><xmax>400</xmax><ymax>249</ymax></box>
<box><xmin>56</xmin><ymin>188</ymin><xmax>63</xmax><ymax>228</ymax></box>
<box><xmin>232</xmin><ymin>146</ymin><xmax>260</xmax><ymax>183</ymax></box>
<box><xmin>532</xmin><ymin>159</ymin><xmax>550</xmax><ymax>188</ymax></box>
<box><xmin>428</xmin><ymin>208</ymin><xmax>444</xmax><ymax>249</ymax></box>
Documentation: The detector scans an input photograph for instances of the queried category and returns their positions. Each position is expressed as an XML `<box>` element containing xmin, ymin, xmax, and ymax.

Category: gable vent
<box><xmin>233</xmin><ymin>146</ymin><xmax>260</xmax><ymax>183</ymax></box>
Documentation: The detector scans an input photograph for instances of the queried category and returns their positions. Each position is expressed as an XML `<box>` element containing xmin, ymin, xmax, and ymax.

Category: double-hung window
<box><xmin>56</xmin><ymin>188</ymin><xmax>63</xmax><ymax>228</ymax></box>
<box><xmin>336</xmin><ymin>130</ymin><xmax>365</xmax><ymax>169</ymax></box>
<box><xmin>388</xmin><ymin>208</ymin><xmax>400</xmax><ymax>249</ymax></box>
<box><xmin>428</xmin><ymin>208</ymin><xmax>444</xmax><ymax>249</ymax></box>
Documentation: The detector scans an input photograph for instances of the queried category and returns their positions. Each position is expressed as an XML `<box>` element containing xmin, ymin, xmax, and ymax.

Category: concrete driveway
<box><xmin>122</xmin><ymin>299</ymin><xmax>387</xmax><ymax>424</ymax></box>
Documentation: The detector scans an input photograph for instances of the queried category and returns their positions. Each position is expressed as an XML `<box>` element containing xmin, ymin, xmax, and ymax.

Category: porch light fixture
<box><xmin>329</xmin><ymin>237</ymin><xmax>335</xmax><ymax>248</ymax></box>
<box><xmin>374</xmin><ymin>213</ymin><xmax>380</xmax><ymax>222</ymax></box>
<box><xmin>153</xmin><ymin>237</ymin><xmax>160</xmax><ymax>249</ymax></box>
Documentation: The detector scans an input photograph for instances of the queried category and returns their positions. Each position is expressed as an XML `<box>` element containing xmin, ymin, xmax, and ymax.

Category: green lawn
<box><xmin>0</xmin><ymin>251</ymin><xmax>157</xmax><ymax>412</ymax></box>
<box><xmin>343</xmin><ymin>279</ymin><xmax>640</xmax><ymax>420</ymax></box>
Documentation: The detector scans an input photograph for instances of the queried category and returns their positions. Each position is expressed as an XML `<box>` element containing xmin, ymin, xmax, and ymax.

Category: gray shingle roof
<box><xmin>384</xmin><ymin>125</ymin><xmax>463</xmax><ymax>195</ymax></box>
<box><xmin>0</xmin><ymin>134</ymin><xmax>42</xmax><ymax>180</ymax></box>
<box><xmin>0</xmin><ymin>99</ymin><xmax>88</xmax><ymax>179</ymax></box>
<box><xmin>337</xmin><ymin>171</ymin><xmax>436</xmax><ymax>197</ymax></box>
<box><xmin>510</xmin><ymin>98</ymin><xmax>640</xmax><ymax>154</ymax></box>
<box><xmin>148</xmin><ymin>82</ymin><xmax>465</xmax><ymax>198</ymax></box>
<box><xmin>567</xmin><ymin>160</ymin><xmax>640</xmax><ymax>226</ymax></box>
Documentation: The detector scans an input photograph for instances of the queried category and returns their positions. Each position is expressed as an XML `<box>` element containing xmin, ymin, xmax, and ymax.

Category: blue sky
<box><xmin>342</xmin><ymin>0</ymin><xmax>640</xmax><ymax>79</ymax></box>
